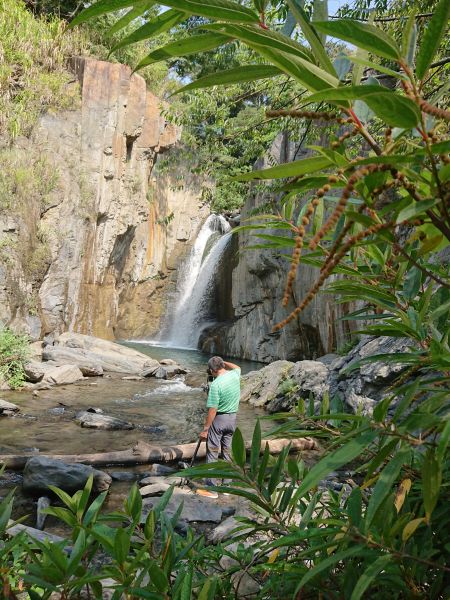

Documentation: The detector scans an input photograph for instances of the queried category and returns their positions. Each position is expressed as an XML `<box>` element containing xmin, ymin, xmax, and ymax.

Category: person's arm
<box><xmin>223</xmin><ymin>360</ymin><xmax>240</xmax><ymax>370</ymax></box>
<box><xmin>199</xmin><ymin>407</ymin><xmax>217</xmax><ymax>440</ymax></box>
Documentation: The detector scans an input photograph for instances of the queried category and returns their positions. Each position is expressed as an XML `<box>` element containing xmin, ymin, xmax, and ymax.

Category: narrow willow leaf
<box><xmin>250</xmin><ymin>420</ymin><xmax>261</xmax><ymax>477</ymax></box>
<box><xmin>105</xmin><ymin>1</ymin><xmax>155</xmax><ymax>37</ymax></box>
<box><xmin>296</xmin><ymin>546</ymin><xmax>365</xmax><ymax>592</ymax></box>
<box><xmin>402</xmin><ymin>517</ymin><xmax>425</xmax><ymax>542</ymax></box>
<box><xmin>70</xmin><ymin>0</ymin><xmax>140</xmax><ymax>26</ymax></box>
<box><xmin>148</xmin><ymin>561</ymin><xmax>169</xmax><ymax>593</ymax></box>
<box><xmin>314</xmin><ymin>19</ymin><xmax>400</xmax><ymax>61</ymax></box>
<box><xmin>233</xmin><ymin>155</ymin><xmax>332</xmax><ymax>181</ymax></box>
<box><xmin>295</xmin><ymin>429</ymin><xmax>377</xmax><ymax>498</ymax></box>
<box><xmin>285</xmin><ymin>0</ymin><xmax>335</xmax><ymax>74</ymax></box>
<box><xmin>205</xmin><ymin>23</ymin><xmax>315</xmax><ymax>63</ymax></box>
<box><xmin>416</xmin><ymin>0</ymin><xmax>450</xmax><ymax>79</ymax></box>
<box><xmin>436</xmin><ymin>420</ymin><xmax>450</xmax><ymax>464</ymax></box>
<box><xmin>134</xmin><ymin>33</ymin><xmax>231</xmax><ymax>70</ymax></box>
<box><xmin>231</xmin><ymin>427</ymin><xmax>246</xmax><ymax>468</ymax></box>
<box><xmin>350</xmin><ymin>555</ymin><xmax>392</xmax><ymax>600</ymax></box>
<box><xmin>306</xmin><ymin>86</ymin><xmax>420</xmax><ymax>128</ymax></box>
<box><xmin>422</xmin><ymin>450</ymin><xmax>442</xmax><ymax>522</ymax></box>
<box><xmin>172</xmin><ymin>65</ymin><xmax>282</xmax><ymax>95</ymax></box>
<box><xmin>394</xmin><ymin>478</ymin><xmax>412</xmax><ymax>513</ymax></box>
<box><xmin>366</xmin><ymin>447</ymin><xmax>410</xmax><ymax>529</ymax></box>
<box><xmin>159</xmin><ymin>0</ymin><xmax>258</xmax><ymax>23</ymax></box>
<box><xmin>346</xmin><ymin>488</ymin><xmax>362</xmax><ymax>528</ymax></box>
<box><xmin>111</xmin><ymin>9</ymin><xmax>185</xmax><ymax>53</ymax></box>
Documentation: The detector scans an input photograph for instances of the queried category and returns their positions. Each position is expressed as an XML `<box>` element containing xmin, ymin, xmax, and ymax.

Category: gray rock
<box><xmin>109</xmin><ymin>471</ymin><xmax>140</xmax><ymax>482</ymax></box>
<box><xmin>75</xmin><ymin>411</ymin><xmax>134</xmax><ymax>430</ymax></box>
<box><xmin>139</xmin><ymin>475</ymin><xmax>184</xmax><ymax>487</ymax></box>
<box><xmin>240</xmin><ymin>360</ymin><xmax>294</xmax><ymax>407</ymax></box>
<box><xmin>140</xmin><ymin>482</ymin><xmax>172</xmax><ymax>497</ymax></box>
<box><xmin>23</xmin><ymin>457</ymin><xmax>112</xmax><ymax>494</ymax></box>
<box><xmin>36</xmin><ymin>496</ymin><xmax>51</xmax><ymax>530</ymax></box>
<box><xmin>208</xmin><ymin>514</ymin><xmax>253</xmax><ymax>544</ymax></box>
<box><xmin>48</xmin><ymin>333</ymin><xmax>159</xmax><ymax>375</ymax></box>
<box><xmin>0</xmin><ymin>399</ymin><xmax>20</xmax><ymax>414</ymax></box>
<box><xmin>142</xmin><ymin>489</ymin><xmax>223</xmax><ymax>523</ymax></box>
<box><xmin>48</xmin><ymin>407</ymin><xmax>65</xmax><ymax>415</ymax></box>
<box><xmin>143</xmin><ymin>464</ymin><xmax>176</xmax><ymax>476</ymax></box>
<box><xmin>24</xmin><ymin>360</ymin><xmax>45</xmax><ymax>383</ymax></box>
<box><xmin>160</xmin><ymin>359</ymin><xmax>177</xmax><ymax>365</ymax></box>
<box><xmin>42</xmin><ymin>364</ymin><xmax>84</xmax><ymax>386</ymax></box>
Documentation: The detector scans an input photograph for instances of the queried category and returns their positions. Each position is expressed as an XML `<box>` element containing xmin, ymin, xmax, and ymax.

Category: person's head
<box><xmin>208</xmin><ymin>356</ymin><xmax>225</xmax><ymax>376</ymax></box>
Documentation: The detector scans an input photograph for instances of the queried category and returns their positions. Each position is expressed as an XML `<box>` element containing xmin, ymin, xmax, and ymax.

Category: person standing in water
<box><xmin>197</xmin><ymin>356</ymin><xmax>241</xmax><ymax>499</ymax></box>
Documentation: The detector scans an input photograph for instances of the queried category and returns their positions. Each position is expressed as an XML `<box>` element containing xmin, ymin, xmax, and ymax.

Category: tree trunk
<box><xmin>0</xmin><ymin>437</ymin><xmax>318</xmax><ymax>470</ymax></box>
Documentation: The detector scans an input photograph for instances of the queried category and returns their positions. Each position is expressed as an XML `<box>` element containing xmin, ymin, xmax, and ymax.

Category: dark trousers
<box><xmin>206</xmin><ymin>413</ymin><xmax>236</xmax><ymax>486</ymax></box>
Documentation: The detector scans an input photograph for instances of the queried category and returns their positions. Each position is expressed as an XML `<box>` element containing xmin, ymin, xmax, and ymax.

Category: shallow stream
<box><xmin>0</xmin><ymin>344</ymin><xmax>266</xmax><ymax>455</ymax></box>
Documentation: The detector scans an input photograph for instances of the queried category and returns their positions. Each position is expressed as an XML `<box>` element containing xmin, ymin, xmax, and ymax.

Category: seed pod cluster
<box><xmin>273</xmin><ymin>219</ymin><xmax>396</xmax><ymax>331</ymax></box>
<box><xmin>331</xmin><ymin>127</ymin><xmax>359</xmax><ymax>149</ymax></box>
<box><xmin>282</xmin><ymin>190</ymin><xmax>326</xmax><ymax>305</ymax></box>
<box><xmin>310</xmin><ymin>164</ymin><xmax>390</xmax><ymax>250</ymax></box>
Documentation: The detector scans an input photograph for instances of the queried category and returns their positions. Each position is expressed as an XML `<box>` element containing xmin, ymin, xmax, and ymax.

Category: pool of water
<box><xmin>0</xmin><ymin>343</ymin><xmax>266</xmax><ymax>456</ymax></box>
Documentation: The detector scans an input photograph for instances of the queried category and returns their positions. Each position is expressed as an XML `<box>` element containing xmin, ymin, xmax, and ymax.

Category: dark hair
<box><xmin>208</xmin><ymin>356</ymin><xmax>225</xmax><ymax>372</ymax></box>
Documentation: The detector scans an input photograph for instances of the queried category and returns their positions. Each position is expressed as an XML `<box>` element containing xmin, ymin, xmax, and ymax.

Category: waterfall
<box><xmin>163</xmin><ymin>214</ymin><xmax>231</xmax><ymax>349</ymax></box>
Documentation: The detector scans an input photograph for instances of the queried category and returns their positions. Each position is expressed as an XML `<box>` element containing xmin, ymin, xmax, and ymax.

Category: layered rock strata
<box><xmin>0</xmin><ymin>57</ymin><xmax>208</xmax><ymax>340</ymax></box>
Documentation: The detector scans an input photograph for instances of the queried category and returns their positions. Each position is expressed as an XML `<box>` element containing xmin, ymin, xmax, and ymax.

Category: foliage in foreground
<box><xmin>0</xmin><ymin>326</ymin><xmax>29</xmax><ymax>389</ymax></box>
<box><xmin>1</xmin><ymin>403</ymin><xmax>449</xmax><ymax>599</ymax></box>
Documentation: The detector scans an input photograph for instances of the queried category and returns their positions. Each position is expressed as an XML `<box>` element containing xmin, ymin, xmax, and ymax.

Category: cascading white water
<box><xmin>163</xmin><ymin>214</ymin><xmax>231</xmax><ymax>348</ymax></box>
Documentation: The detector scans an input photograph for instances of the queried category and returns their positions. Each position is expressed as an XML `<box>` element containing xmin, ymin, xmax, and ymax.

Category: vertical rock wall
<box><xmin>0</xmin><ymin>57</ymin><xmax>209</xmax><ymax>340</ymax></box>
<box><xmin>200</xmin><ymin>133</ymin><xmax>354</xmax><ymax>363</ymax></box>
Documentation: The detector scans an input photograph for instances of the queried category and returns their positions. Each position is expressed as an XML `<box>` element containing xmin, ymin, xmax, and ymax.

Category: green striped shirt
<box><xmin>206</xmin><ymin>368</ymin><xmax>241</xmax><ymax>413</ymax></box>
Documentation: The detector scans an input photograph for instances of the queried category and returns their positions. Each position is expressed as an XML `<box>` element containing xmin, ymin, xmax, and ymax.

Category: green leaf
<box><xmin>149</xmin><ymin>560</ymin><xmax>169</xmax><ymax>593</ymax></box>
<box><xmin>70</xmin><ymin>0</ymin><xmax>140</xmax><ymax>26</ymax></box>
<box><xmin>346</xmin><ymin>488</ymin><xmax>362</xmax><ymax>528</ymax></box>
<box><xmin>231</xmin><ymin>427</ymin><xmax>246</xmax><ymax>468</ymax></box>
<box><xmin>0</xmin><ymin>489</ymin><xmax>14</xmax><ymax>533</ymax></box>
<box><xmin>83</xmin><ymin>491</ymin><xmax>108</xmax><ymax>527</ymax></box>
<box><xmin>403</xmin><ymin>266</ymin><xmax>422</xmax><ymax>301</ymax></box>
<box><xmin>422</xmin><ymin>450</ymin><xmax>442</xmax><ymax>521</ymax></box>
<box><xmin>110</xmin><ymin>9</ymin><xmax>186</xmax><ymax>53</ymax></box>
<box><xmin>205</xmin><ymin>23</ymin><xmax>316</xmax><ymax>63</ymax></box>
<box><xmin>365</xmin><ymin>447</ymin><xmax>410</xmax><ymax>529</ymax></box>
<box><xmin>134</xmin><ymin>33</ymin><xmax>231</xmax><ymax>70</ymax></box>
<box><xmin>294</xmin><ymin>429</ymin><xmax>377</xmax><ymax>498</ymax></box>
<box><xmin>114</xmin><ymin>527</ymin><xmax>130</xmax><ymax>564</ymax></box>
<box><xmin>401</xmin><ymin>13</ymin><xmax>417</xmax><ymax>68</ymax></box>
<box><xmin>233</xmin><ymin>155</ymin><xmax>332</xmax><ymax>181</ymax></box>
<box><xmin>250</xmin><ymin>420</ymin><xmax>261</xmax><ymax>477</ymax></box>
<box><xmin>173</xmin><ymin>64</ymin><xmax>282</xmax><ymax>95</ymax></box>
<box><xmin>416</xmin><ymin>0</ymin><xmax>450</xmax><ymax>79</ymax></box>
<box><xmin>105</xmin><ymin>1</ymin><xmax>155</xmax><ymax>37</ymax></box>
<box><xmin>348</xmin><ymin>55</ymin><xmax>407</xmax><ymax>80</ymax></box>
<box><xmin>253</xmin><ymin>46</ymin><xmax>339</xmax><ymax>91</ymax></box>
<box><xmin>350</xmin><ymin>555</ymin><xmax>392</xmax><ymax>600</ymax></box>
<box><xmin>436</xmin><ymin>420</ymin><xmax>450</xmax><ymax>464</ymax></box>
<box><xmin>162</xmin><ymin>0</ymin><xmax>258</xmax><ymax>22</ymax></box>
<box><xmin>314</xmin><ymin>19</ymin><xmax>400</xmax><ymax>61</ymax></box>
<box><xmin>76</xmin><ymin>475</ymin><xmax>93</xmax><ymax>521</ymax></box>
<box><xmin>285</xmin><ymin>0</ymin><xmax>336</xmax><ymax>74</ymax></box>
<box><xmin>296</xmin><ymin>546</ymin><xmax>366</xmax><ymax>593</ymax></box>
<box><xmin>198</xmin><ymin>576</ymin><xmax>218</xmax><ymax>600</ymax></box>
<box><xmin>306</xmin><ymin>86</ymin><xmax>420</xmax><ymax>128</ymax></box>
<box><xmin>397</xmin><ymin>198</ymin><xmax>440</xmax><ymax>222</ymax></box>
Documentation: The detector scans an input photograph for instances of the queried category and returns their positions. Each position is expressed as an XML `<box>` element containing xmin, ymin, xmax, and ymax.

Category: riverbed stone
<box><xmin>0</xmin><ymin>399</ymin><xmax>20</xmax><ymax>414</ymax></box>
<box><xmin>143</xmin><ymin>464</ymin><xmax>176</xmax><ymax>476</ymax></box>
<box><xmin>36</xmin><ymin>496</ymin><xmax>51</xmax><ymax>530</ymax></box>
<box><xmin>42</xmin><ymin>364</ymin><xmax>84</xmax><ymax>385</ymax></box>
<box><xmin>240</xmin><ymin>360</ymin><xmax>294</xmax><ymax>407</ymax></box>
<box><xmin>46</xmin><ymin>333</ymin><xmax>160</xmax><ymax>375</ymax></box>
<box><xmin>140</xmin><ymin>482</ymin><xmax>172</xmax><ymax>496</ymax></box>
<box><xmin>24</xmin><ymin>360</ymin><xmax>46</xmax><ymax>383</ymax></box>
<box><xmin>75</xmin><ymin>411</ymin><xmax>134</xmax><ymax>430</ymax></box>
<box><xmin>139</xmin><ymin>475</ymin><xmax>184</xmax><ymax>487</ymax></box>
<box><xmin>23</xmin><ymin>457</ymin><xmax>112</xmax><ymax>494</ymax></box>
<box><xmin>142</xmin><ymin>489</ymin><xmax>223</xmax><ymax>523</ymax></box>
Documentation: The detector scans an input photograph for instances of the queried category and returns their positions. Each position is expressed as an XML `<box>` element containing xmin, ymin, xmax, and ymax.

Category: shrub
<box><xmin>0</xmin><ymin>325</ymin><xmax>29</xmax><ymax>389</ymax></box>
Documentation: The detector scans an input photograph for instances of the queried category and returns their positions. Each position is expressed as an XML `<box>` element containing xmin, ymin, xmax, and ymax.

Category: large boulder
<box><xmin>23</xmin><ymin>456</ymin><xmax>112</xmax><ymax>494</ymax></box>
<box><xmin>0</xmin><ymin>399</ymin><xmax>20</xmax><ymax>414</ymax></box>
<box><xmin>75</xmin><ymin>411</ymin><xmax>134</xmax><ymax>430</ymax></box>
<box><xmin>142</xmin><ymin>488</ymin><xmax>224</xmax><ymax>523</ymax></box>
<box><xmin>44</xmin><ymin>333</ymin><xmax>159</xmax><ymax>375</ymax></box>
<box><xmin>42</xmin><ymin>364</ymin><xmax>84</xmax><ymax>385</ymax></box>
<box><xmin>240</xmin><ymin>360</ymin><xmax>294</xmax><ymax>407</ymax></box>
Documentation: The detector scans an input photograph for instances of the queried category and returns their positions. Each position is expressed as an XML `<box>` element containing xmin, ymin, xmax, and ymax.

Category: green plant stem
<box><xmin>392</xmin><ymin>243</ymin><xmax>450</xmax><ymax>289</ymax></box>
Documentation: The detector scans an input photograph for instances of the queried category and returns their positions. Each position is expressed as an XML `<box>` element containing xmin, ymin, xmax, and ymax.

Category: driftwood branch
<box><xmin>0</xmin><ymin>438</ymin><xmax>318</xmax><ymax>471</ymax></box>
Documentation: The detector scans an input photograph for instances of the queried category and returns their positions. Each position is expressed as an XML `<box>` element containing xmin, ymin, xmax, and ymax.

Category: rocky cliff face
<box><xmin>0</xmin><ymin>57</ymin><xmax>208</xmax><ymax>340</ymax></box>
<box><xmin>199</xmin><ymin>133</ymin><xmax>354</xmax><ymax>363</ymax></box>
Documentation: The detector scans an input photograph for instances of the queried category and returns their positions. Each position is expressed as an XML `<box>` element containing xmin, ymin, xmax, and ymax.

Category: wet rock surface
<box><xmin>0</xmin><ymin>399</ymin><xmax>20</xmax><ymax>414</ymax></box>
<box><xmin>23</xmin><ymin>456</ymin><xmax>112</xmax><ymax>494</ymax></box>
<box><xmin>75</xmin><ymin>410</ymin><xmax>134</xmax><ymax>430</ymax></box>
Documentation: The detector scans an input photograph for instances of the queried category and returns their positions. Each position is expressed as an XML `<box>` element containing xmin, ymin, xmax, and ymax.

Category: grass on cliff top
<box><xmin>0</xmin><ymin>0</ymin><xmax>89</xmax><ymax>141</ymax></box>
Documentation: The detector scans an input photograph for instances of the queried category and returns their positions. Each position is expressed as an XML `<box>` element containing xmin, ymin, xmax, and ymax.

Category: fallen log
<box><xmin>0</xmin><ymin>437</ymin><xmax>318</xmax><ymax>470</ymax></box>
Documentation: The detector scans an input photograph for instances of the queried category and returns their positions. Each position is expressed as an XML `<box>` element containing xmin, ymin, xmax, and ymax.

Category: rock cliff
<box><xmin>199</xmin><ymin>133</ymin><xmax>354</xmax><ymax>362</ymax></box>
<box><xmin>0</xmin><ymin>57</ymin><xmax>208</xmax><ymax>340</ymax></box>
